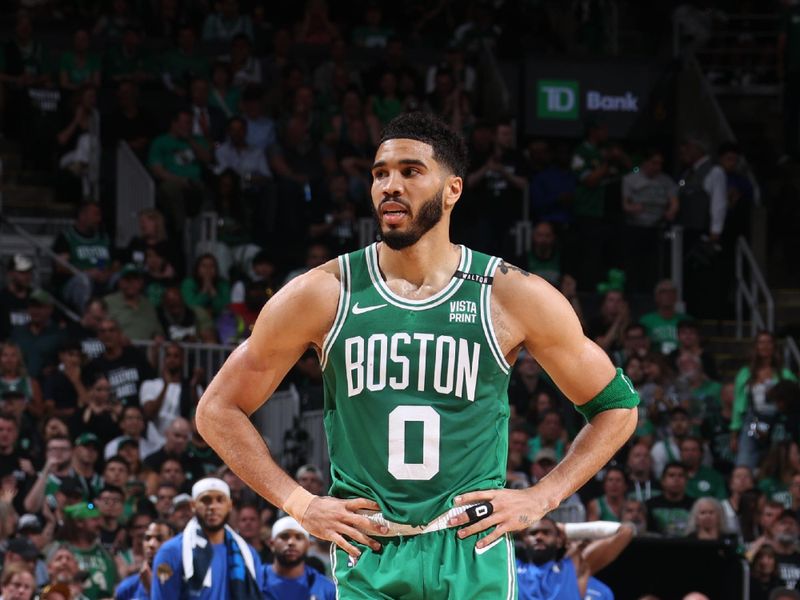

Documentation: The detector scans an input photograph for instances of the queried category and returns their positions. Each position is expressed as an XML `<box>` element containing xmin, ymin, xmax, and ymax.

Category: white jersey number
<box><xmin>387</xmin><ymin>405</ymin><xmax>440</xmax><ymax>480</ymax></box>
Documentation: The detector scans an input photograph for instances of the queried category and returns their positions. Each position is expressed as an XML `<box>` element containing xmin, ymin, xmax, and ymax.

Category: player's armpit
<box><xmin>492</xmin><ymin>266</ymin><xmax>616</xmax><ymax>404</ymax></box>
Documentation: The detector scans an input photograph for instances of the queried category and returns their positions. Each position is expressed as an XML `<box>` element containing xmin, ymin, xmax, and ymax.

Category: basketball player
<box><xmin>196</xmin><ymin>112</ymin><xmax>639</xmax><ymax>598</ymax></box>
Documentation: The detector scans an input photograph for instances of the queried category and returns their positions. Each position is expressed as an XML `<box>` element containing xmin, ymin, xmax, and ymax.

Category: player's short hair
<box><xmin>379</xmin><ymin>112</ymin><xmax>468</xmax><ymax>179</ymax></box>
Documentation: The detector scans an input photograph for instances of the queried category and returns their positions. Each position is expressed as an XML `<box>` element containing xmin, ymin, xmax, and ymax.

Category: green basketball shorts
<box><xmin>331</xmin><ymin>529</ymin><xmax>517</xmax><ymax>599</ymax></box>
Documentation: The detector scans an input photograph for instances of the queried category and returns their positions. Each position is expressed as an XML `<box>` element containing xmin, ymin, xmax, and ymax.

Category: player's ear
<box><xmin>443</xmin><ymin>175</ymin><xmax>462</xmax><ymax>210</ymax></box>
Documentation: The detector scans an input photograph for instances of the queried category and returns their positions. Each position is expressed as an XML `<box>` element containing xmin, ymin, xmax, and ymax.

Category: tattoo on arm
<box><xmin>498</xmin><ymin>260</ymin><xmax>530</xmax><ymax>277</ymax></box>
<box><xmin>518</xmin><ymin>514</ymin><xmax>531</xmax><ymax>525</ymax></box>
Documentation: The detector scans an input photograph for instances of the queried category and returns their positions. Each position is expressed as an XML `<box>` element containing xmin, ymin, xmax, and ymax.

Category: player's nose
<box><xmin>380</xmin><ymin>170</ymin><xmax>404</xmax><ymax>196</ymax></box>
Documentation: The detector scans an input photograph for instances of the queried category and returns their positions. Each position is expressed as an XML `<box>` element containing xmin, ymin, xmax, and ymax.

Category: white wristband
<box><xmin>564</xmin><ymin>521</ymin><xmax>621</xmax><ymax>540</ymax></box>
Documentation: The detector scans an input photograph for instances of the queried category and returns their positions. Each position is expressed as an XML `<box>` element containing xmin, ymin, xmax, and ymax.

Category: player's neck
<box><xmin>377</xmin><ymin>231</ymin><xmax>460</xmax><ymax>289</ymax></box>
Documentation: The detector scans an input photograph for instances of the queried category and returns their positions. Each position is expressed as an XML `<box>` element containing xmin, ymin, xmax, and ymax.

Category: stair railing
<box><xmin>785</xmin><ymin>336</ymin><xmax>800</xmax><ymax>375</ymax></box>
<box><xmin>735</xmin><ymin>236</ymin><xmax>774</xmax><ymax>338</ymax></box>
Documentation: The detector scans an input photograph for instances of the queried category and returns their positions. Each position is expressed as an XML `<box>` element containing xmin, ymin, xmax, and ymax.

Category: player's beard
<box><xmin>527</xmin><ymin>544</ymin><xmax>559</xmax><ymax>565</ymax></box>
<box><xmin>374</xmin><ymin>187</ymin><xmax>444</xmax><ymax>250</ymax></box>
<box><xmin>197</xmin><ymin>511</ymin><xmax>229</xmax><ymax>534</ymax></box>
<box><xmin>275</xmin><ymin>550</ymin><xmax>305</xmax><ymax>569</ymax></box>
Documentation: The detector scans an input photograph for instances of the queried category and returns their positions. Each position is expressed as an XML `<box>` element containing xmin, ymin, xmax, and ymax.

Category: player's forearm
<box><xmin>529</xmin><ymin>408</ymin><xmax>637</xmax><ymax>511</ymax></box>
<box><xmin>195</xmin><ymin>395</ymin><xmax>301</xmax><ymax>509</ymax></box>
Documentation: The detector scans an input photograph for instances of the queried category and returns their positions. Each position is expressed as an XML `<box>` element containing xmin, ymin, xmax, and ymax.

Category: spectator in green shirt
<box><xmin>102</xmin><ymin>26</ymin><xmax>153</xmax><ymax>85</ymax></box>
<box><xmin>680</xmin><ymin>436</ymin><xmax>727</xmax><ymax>500</ymax></box>
<box><xmin>63</xmin><ymin>501</ymin><xmax>119</xmax><ymax>599</ymax></box>
<box><xmin>147</xmin><ymin>108</ymin><xmax>212</xmax><ymax>234</ymax></box>
<box><xmin>181</xmin><ymin>253</ymin><xmax>231</xmax><ymax>318</ymax></box>
<box><xmin>640</xmin><ymin>279</ymin><xmax>690</xmax><ymax>354</ymax></box>
<box><xmin>161</xmin><ymin>24</ymin><xmax>209</xmax><ymax>98</ymax></box>
<box><xmin>58</xmin><ymin>27</ymin><xmax>101</xmax><ymax>91</ymax></box>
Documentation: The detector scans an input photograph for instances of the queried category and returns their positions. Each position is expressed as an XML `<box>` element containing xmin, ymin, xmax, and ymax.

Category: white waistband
<box><xmin>357</xmin><ymin>503</ymin><xmax>479</xmax><ymax>537</ymax></box>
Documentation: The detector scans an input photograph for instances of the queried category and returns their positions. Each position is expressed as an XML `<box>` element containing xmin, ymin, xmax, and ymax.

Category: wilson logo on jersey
<box><xmin>343</xmin><ymin>333</ymin><xmax>481</xmax><ymax>401</ymax></box>
<box><xmin>449</xmin><ymin>300</ymin><xmax>477</xmax><ymax>323</ymax></box>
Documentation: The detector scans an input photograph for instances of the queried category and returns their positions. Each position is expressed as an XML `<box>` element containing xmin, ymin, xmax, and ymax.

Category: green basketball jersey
<box><xmin>321</xmin><ymin>243</ymin><xmax>512</xmax><ymax>526</ymax></box>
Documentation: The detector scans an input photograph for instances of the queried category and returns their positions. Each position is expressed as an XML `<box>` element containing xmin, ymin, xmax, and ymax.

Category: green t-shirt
<box><xmin>527</xmin><ymin>249</ymin><xmax>561</xmax><ymax>286</ymax></box>
<box><xmin>55</xmin><ymin>226</ymin><xmax>112</xmax><ymax>271</ymax></box>
<box><xmin>147</xmin><ymin>133</ymin><xmax>208</xmax><ymax>181</ymax></box>
<box><xmin>209</xmin><ymin>86</ymin><xmax>241</xmax><ymax>118</ymax></box>
<box><xmin>571</xmin><ymin>141</ymin><xmax>605</xmax><ymax>218</ymax></box>
<box><xmin>687</xmin><ymin>465</ymin><xmax>727</xmax><ymax>499</ymax></box>
<box><xmin>759</xmin><ymin>477</ymin><xmax>792</xmax><ymax>508</ymax></box>
<box><xmin>59</xmin><ymin>52</ymin><xmax>101</xmax><ymax>86</ymax></box>
<box><xmin>639</xmin><ymin>311</ymin><xmax>689</xmax><ymax>354</ymax></box>
<box><xmin>686</xmin><ymin>379</ymin><xmax>722</xmax><ymax>421</ymax></box>
<box><xmin>161</xmin><ymin>50</ymin><xmax>210</xmax><ymax>89</ymax></box>
<box><xmin>69</xmin><ymin>543</ymin><xmax>118</xmax><ymax>600</ymax></box>
<box><xmin>103</xmin><ymin>45</ymin><xmax>152</xmax><ymax>81</ymax></box>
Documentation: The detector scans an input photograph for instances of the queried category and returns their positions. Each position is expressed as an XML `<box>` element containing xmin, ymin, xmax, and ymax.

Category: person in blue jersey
<box><xmin>196</xmin><ymin>111</ymin><xmax>639</xmax><ymax>599</ymax></box>
<box><xmin>260</xmin><ymin>516</ymin><xmax>336</xmax><ymax>600</ymax></box>
<box><xmin>115</xmin><ymin>520</ymin><xmax>175</xmax><ymax>600</ymax></box>
<box><xmin>517</xmin><ymin>517</ymin><xmax>634</xmax><ymax>599</ymax></box>
<box><xmin>151</xmin><ymin>477</ymin><xmax>263</xmax><ymax>600</ymax></box>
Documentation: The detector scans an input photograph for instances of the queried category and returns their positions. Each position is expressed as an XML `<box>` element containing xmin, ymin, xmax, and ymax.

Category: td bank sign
<box><xmin>536</xmin><ymin>79</ymin><xmax>639</xmax><ymax>120</ymax></box>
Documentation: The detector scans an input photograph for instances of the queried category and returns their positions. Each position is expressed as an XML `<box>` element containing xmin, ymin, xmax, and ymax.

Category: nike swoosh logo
<box><xmin>474</xmin><ymin>536</ymin><xmax>505</xmax><ymax>556</ymax></box>
<box><xmin>352</xmin><ymin>302</ymin><xmax>387</xmax><ymax>315</ymax></box>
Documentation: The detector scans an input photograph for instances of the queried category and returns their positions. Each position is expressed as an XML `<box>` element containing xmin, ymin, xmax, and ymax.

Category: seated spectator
<box><xmin>55</xmin><ymin>84</ymin><xmax>99</xmax><ymax>203</ymax></box>
<box><xmin>0</xmin><ymin>411</ymin><xmax>34</xmax><ymax>489</ymax></box>
<box><xmin>675</xmin><ymin>352</ymin><xmax>721</xmax><ymax>426</ymax></box>
<box><xmin>72</xmin><ymin>297</ymin><xmax>108</xmax><ymax>360</ymax></box>
<box><xmin>669</xmin><ymin>320</ymin><xmax>719</xmax><ymax>381</ymax></box>
<box><xmin>750</xmin><ymin>544</ymin><xmax>784</xmax><ymax>600</ymax></box>
<box><xmin>72</xmin><ymin>432</ymin><xmax>102</xmax><ymax>491</ymax></box>
<box><xmin>95</xmin><ymin>484</ymin><xmax>126</xmax><ymax>553</ymax></box>
<box><xmin>646</xmin><ymin>461</ymin><xmax>695</xmax><ymax>536</ymax></box>
<box><xmin>506</xmin><ymin>424</ymin><xmax>532</xmax><ymax>489</ymax></box>
<box><xmin>121</xmin><ymin>208</ymin><xmax>183</xmax><ymax>278</ymax></box>
<box><xmin>681</xmin><ymin>436</ymin><xmax>727</xmax><ymax>500</ymax></box>
<box><xmin>240</xmin><ymin>85</ymin><xmax>277</xmax><ymax>153</ymax></box>
<box><xmin>306</xmin><ymin>173</ymin><xmax>360</xmax><ymax>255</ymax></box>
<box><xmin>750</xmin><ymin>499</ymin><xmax>786</xmax><ymax>558</ymax></box>
<box><xmin>58</xmin><ymin>27</ymin><xmax>101</xmax><ymax>91</ymax></box>
<box><xmin>46</xmin><ymin>544</ymin><xmax>86</xmax><ymax>599</ymax></box>
<box><xmin>768</xmin><ymin>381</ymin><xmax>800</xmax><ymax>447</ymax></box>
<box><xmin>208</xmin><ymin>62</ymin><xmax>241</xmax><ymax>119</ymax></box>
<box><xmin>103</xmin><ymin>79</ymin><xmax>157</xmax><ymax>162</ymax></box>
<box><xmin>0</xmin><ymin>563</ymin><xmax>35</xmax><ymax>600</ymax></box>
<box><xmin>758</xmin><ymin>441</ymin><xmax>800</xmax><ymax>508</ymax></box>
<box><xmin>115</xmin><ymin>518</ymin><xmax>175</xmax><ymax>598</ymax></box>
<box><xmin>704</xmin><ymin>388</ymin><xmax>737</xmax><ymax>466</ymax></box>
<box><xmin>180</xmin><ymin>254</ymin><xmax>231</xmax><ymax>319</ymax></box>
<box><xmin>0</xmin><ymin>254</ymin><xmax>34</xmax><ymax>340</ymax></box>
<box><xmin>718</xmin><ymin>141</ymin><xmax>753</xmax><ymax>242</ymax></box>
<box><xmin>723</xmin><ymin>465</ymin><xmax>755</xmax><ymax>536</ymax></box>
<box><xmin>63</xmin><ymin>501</ymin><xmax>119</xmax><ymax>599</ymax></box>
<box><xmin>202</xmin><ymin>0</ymin><xmax>253</xmax><ymax>42</ymax></box>
<box><xmin>527</xmin><ymin>410</ymin><xmax>566</xmax><ymax>463</ymax></box>
<box><xmin>147</xmin><ymin>108</ymin><xmax>213</xmax><ymax>235</ymax></box>
<box><xmin>214</xmin><ymin>116</ymin><xmax>273</xmax><ymax>183</ymax></box>
<box><xmin>218</xmin><ymin>279</ymin><xmax>270</xmax><ymax>343</ymax></box>
<box><xmin>102</xmin><ymin>26</ymin><xmax>153</xmax><ymax>85</ymax></box>
<box><xmin>9</xmin><ymin>291</ymin><xmax>66</xmax><ymax>381</ymax></box>
<box><xmin>160</xmin><ymin>24</ymin><xmax>209</xmax><ymax>98</ymax></box>
<box><xmin>627</xmin><ymin>442</ymin><xmax>661</xmax><ymax>502</ymax></box>
<box><xmin>229</xmin><ymin>33</ymin><xmax>262</xmax><ymax>89</ymax></box>
<box><xmin>327</xmin><ymin>87</ymin><xmax>380</xmax><ymax>150</ymax></box>
<box><xmin>352</xmin><ymin>2</ymin><xmax>393</xmax><ymax>48</ymax></box>
<box><xmin>186</xmin><ymin>76</ymin><xmax>225</xmax><ymax>145</ymax></box>
<box><xmin>140</xmin><ymin>342</ymin><xmax>204</xmax><ymax>443</ymax></box>
<box><xmin>651</xmin><ymin>407</ymin><xmax>692</xmax><ymax>478</ymax></box>
<box><xmin>0</xmin><ymin>10</ymin><xmax>52</xmax><ymax>143</ymax></box>
<box><xmin>93</xmin><ymin>0</ymin><xmax>141</xmax><ymax>40</ymax></box>
<box><xmin>772</xmin><ymin>510</ymin><xmax>800</xmax><ymax>589</ymax></box>
<box><xmin>527</xmin><ymin>140</ymin><xmax>574</xmax><ymax>225</ymax></box>
<box><xmin>236</xmin><ymin>503</ymin><xmax>270</xmax><ymax>563</ymax></box>
<box><xmin>313</xmin><ymin>38</ymin><xmax>363</xmax><ymax>104</ymax></box>
<box><xmin>586</xmin><ymin>289</ymin><xmax>630</xmax><ymax>356</ymax></box>
<box><xmin>23</xmin><ymin>435</ymin><xmax>78</xmax><ymax>514</ymax></box>
<box><xmin>104</xmin><ymin>264</ymin><xmax>164</xmax><ymax>341</ymax></box>
<box><xmin>622</xmin><ymin>148</ymin><xmax>678</xmax><ymax>227</ymax></box>
<box><xmin>86</xmin><ymin>318</ymin><xmax>155</xmax><ymax>407</ymax></box>
<box><xmin>229</xmin><ymin>251</ymin><xmax>279</xmax><ymax>305</ymax></box>
<box><xmin>621</xmin><ymin>498</ymin><xmax>648</xmax><ymax>533</ymax></box>
<box><xmin>52</xmin><ymin>201</ymin><xmax>113</xmax><ymax>313</ymax></box>
<box><xmin>0</xmin><ymin>342</ymin><xmax>43</xmax><ymax>416</ymax></box>
<box><xmin>42</xmin><ymin>339</ymin><xmax>85</xmax><ymax>420</ymax></box>
<box><xmin>144</xmin><ymin>417</ymin><xmax>205</xmax><ymax>484</ymax></box>
<box><xmin>283</xmin><ymin>243</ymin><xmax>331</xmax><ymax>286</ymax></box>
<box><xmin>157</xmin><ymin>286</ymin><xmax>216</xmax><ymax>343</ymax></box>
<box><xmin>612</xmin><ymin>323</ymin><xmax>651</xmax><ymax>368</ymax></box>
<box><xmin>732</xmin><ymin>332</ymin><xmax>797</xmax><ymax>471</ymax></box>
<box><xmin>153</xmin><ymin>482</ymin><xmax>177</xmax><ymax>521</ymax></box>
<box><xmin>142</xmin><ymin>244</ymin><xmax>179</xmax><ymax>307</ymax></box>
<box><xmin>423</xmin><ymin>67</ymin><xmax>472</xmax><ymax>133</ymax></box>
<box><xmin>640</xmin><ymin>351</ymin><xmax>680</xmax><ymax>430</ymax></box>
<box><xmin>587</xmin><ymin>465</ymin><xmax>627</xmax><ymax>522</ymax></box>
<box><xmin>640</xmin><ymin>279</ymin><xmax>690</xmax><ymax>354</ymax></box>
<box><xmin>685</xmin><ymin>496</ymin><xmax>736</xmax><ymax>543</ymax></box>
<box><xmin>525</xmin><ymin>221</ymin><xmax>567</xmax><ymax>288</ymax></box>
<box><xmin>104</xmin><ymin>405</ymin><xmax>160</xmax><ymax>460</ymax></box>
